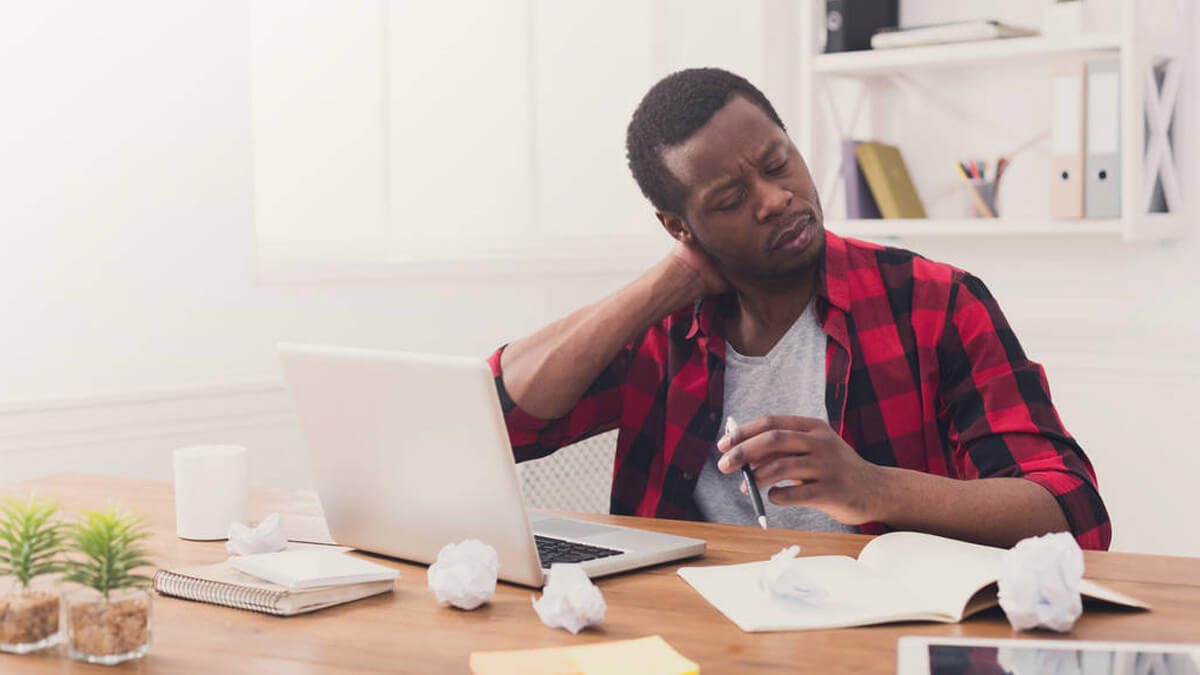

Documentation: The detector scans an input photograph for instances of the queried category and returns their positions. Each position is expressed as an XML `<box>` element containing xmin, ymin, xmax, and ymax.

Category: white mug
<box><xmin>173</xmin><ymin>445</ymin><xmax>248</xmax><ymax>540</ymax></box>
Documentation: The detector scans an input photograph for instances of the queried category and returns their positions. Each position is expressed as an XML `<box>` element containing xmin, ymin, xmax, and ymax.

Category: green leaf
<box><xmin>60</xmin><ymin>504</ymin><xmax>155</xmax><ymax>594</ymax></box>
<box><xmin>0</xmin><ymin>492</ymin><xmax>67</xmax><ymax>588</ymax></box>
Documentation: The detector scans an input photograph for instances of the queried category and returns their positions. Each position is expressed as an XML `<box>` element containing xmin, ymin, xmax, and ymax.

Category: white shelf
<box><xmin>813</xmin><ymin>32</ymin><xmax>1122</xmax><ymax>77</ymax></box>
<box><xmin>828</xmin><ymin>218</ymin><xmax>1124</xmax><ymax>239</ymax></box>
<box><xmin>798</xmin><ymin>0</ymin><xmax>1190</xmax><ymax>242</ymax></box>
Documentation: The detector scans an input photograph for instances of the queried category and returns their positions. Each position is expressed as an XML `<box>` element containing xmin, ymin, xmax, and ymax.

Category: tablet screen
<box><xmin>927</xmin><ymin>644</ymin><xmax>1200</xmax><ymax>675</ymax></box>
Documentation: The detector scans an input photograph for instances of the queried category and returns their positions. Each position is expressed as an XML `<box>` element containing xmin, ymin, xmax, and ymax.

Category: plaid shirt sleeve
<box><xmin>487</xmin><ymin>342</ymin><xmax>635</xmax><ymax>462</ymax></box>
<box><xmin>938</xmin><ymin>273</ymin><xmax>1111</xmax><ymax>550</ymax></box>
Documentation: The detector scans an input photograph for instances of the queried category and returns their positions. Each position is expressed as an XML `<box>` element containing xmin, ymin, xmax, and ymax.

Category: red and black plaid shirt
<box><xmin>489</xmin><ymin>231</ymin><xmax>1110</xmax><ymax>550</ymax></box>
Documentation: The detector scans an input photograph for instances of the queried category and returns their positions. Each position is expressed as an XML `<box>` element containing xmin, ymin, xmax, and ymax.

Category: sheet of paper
<box><xmin>230</xmin><ymin>550</ymin><xmax>398</xmax><ymax>588</ymax></box>
<box><xmin>468</xmin><ymin>646</ymin><xmax>576</xmax><ymax>675</ymax></box>
<box><xmin>469</xmin><ymin>635</ymin><xmax>697</xmax><ymax>675</ymax></box>
<box><xmin>567</xmin><ymin>636</ymin><xmax>698</xmax><ymax>675</ymax></box>
<box><xmin>678</xmin><ymin>556</ymin><xmax>933</xmax><ymax>632</ymax></box>
<box><xmin>857</xmin><ymin>531</ymin><xmax>1005</xmax><ymax>618</ymax></box>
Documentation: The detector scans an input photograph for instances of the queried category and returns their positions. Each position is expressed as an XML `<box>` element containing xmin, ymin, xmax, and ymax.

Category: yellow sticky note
<box><xmin>469</xmin><ymin>636</ymin><xmax>698</xmax><ymax>675</ymax></box>
<box><xmin>468</xmin><ymin>645</ymin><xmax>577</xmax><ymax>675</ymax></box>
<box><xmin>567</xmin><ymin>635</ymin><xmax>699</xmax><ymax>675</ymax></box>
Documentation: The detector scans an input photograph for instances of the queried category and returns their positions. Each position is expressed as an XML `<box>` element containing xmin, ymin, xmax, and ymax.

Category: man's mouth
<box><xmin>771</xmin><ymin>213</ymin><xmax>815</xmax><ymax>251</ymax></box>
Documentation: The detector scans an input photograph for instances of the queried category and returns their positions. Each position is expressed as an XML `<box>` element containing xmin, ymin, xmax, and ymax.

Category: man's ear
<box><xmin>656</xmin><ymin>211</ymin><xmax>695</xmax><ymax>244</ymax></box>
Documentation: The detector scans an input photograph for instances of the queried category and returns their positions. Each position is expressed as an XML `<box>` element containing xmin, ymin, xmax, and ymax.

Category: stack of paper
<box><xmin>870</xmin><ymin>20</ymin><xmax>1038</xmax><ymax>50</ymax></box>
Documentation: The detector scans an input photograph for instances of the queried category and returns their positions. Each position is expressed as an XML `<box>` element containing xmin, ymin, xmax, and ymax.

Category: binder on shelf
<box><xmin>1050</xmin><ymin>60</ymin><xmax>1087</xmax><ymax>219</ymax></box>
<box><xmin>853</xmin><ymin>141</ymin><xmax>927</xmax><ymax>219</ymax></box>
<box><xmin>1085</xmin><ymin>57</ymin><xmax>1121</xmax><ymax>218</ymax></box>
<box><xmin>842</xmin><ymin>140</ymin><xmax>882</xmax><ymax>219</ymax></box>
<box><xmin>824</xmin><ymin>0</ymin><xmax>898</xmax><ymax>53</ymax></box>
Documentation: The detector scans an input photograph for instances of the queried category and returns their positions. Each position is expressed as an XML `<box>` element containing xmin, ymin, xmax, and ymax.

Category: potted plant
<box><xmin>62</xmin><ymin>506</ymin><xmax>155</xmax><ymax>665</ymax></box>
<box><xmin>0</xmin><ymin>493</ymin><xmax>67</xmax><ymax>653</ymax></box>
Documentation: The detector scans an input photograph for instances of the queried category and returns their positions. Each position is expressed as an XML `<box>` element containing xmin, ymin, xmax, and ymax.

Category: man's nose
<box><xmin>755</xmin><ymin>181</ymin><xmax>793</xmax><ymax>223</ymax></box>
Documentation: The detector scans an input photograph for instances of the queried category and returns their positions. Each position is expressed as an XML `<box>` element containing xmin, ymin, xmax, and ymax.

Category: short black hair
<box><xmin>625</xmin><ymin>67</ymin><xmax>786</xmax><ymax>215</ymax></box>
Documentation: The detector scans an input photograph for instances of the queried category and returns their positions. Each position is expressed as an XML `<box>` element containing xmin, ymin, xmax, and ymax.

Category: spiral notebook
<box><xmin>154</xmin><ymin>559</ymin><xmax>395</xmax><ymax>616</ymax></box>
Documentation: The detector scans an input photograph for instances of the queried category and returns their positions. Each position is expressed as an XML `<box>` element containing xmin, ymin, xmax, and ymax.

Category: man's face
<box><xmin>661</xmin><ymin>95</ymin><xmax>824</xmax><ymax>280</ymax></box>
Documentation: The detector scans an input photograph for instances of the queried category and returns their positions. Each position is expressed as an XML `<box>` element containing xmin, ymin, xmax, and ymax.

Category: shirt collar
<box><xmin>684</xmin><ymin>229</ymin><xmax>850</xmax><ymax>340</ymax></box>
<box><xmin>816</xmin><ymin>229</ymin><xmax>850</xmax><ymax>313</ymax></box>
<box><xmin>684</xmin><ymin>296</ymin><xmax>717</xmax><ymax>340</ymax></box>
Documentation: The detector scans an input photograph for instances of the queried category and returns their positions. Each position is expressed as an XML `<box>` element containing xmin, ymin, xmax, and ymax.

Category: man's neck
<box><xmin>724</xmin><ymin>272</ymin><xmax>817</xmax><ymax>357</ymax></box>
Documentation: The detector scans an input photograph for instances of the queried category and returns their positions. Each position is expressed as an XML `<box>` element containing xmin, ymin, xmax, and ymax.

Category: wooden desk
<box><xmin>2</xmin><ymin>474</ymin><xmax>1197</xmax><ymax>673</ymax></box>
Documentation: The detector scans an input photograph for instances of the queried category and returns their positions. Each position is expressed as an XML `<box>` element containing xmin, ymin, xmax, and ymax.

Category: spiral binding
<box><xmin>153</xmin><ymin>569</ymin><xmax>287</xmax><ymax>616</ymax></box>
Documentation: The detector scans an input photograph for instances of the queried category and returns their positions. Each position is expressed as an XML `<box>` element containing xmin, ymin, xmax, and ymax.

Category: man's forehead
<box><xmin>697</xmin><ymin>139</ymin><xmax>782</xmax><ymax>191</ymax></box>
<box><xmin>660</xmin><ymin>97</ymin><xmax>786</xmax><ymax>198</ymax></box>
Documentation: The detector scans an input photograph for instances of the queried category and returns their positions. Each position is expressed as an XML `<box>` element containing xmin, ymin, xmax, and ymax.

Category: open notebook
<box><xmin>678</xmin><ymin>531</ymin><xmax>1148</xmax><ymax>632</ymax></box>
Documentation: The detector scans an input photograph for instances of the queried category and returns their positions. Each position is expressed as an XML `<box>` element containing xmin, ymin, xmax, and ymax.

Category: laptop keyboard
<box><xmin>534</xmin><ymin>535</ymin><xmax>624</xmax><ymax>566</ymax></box>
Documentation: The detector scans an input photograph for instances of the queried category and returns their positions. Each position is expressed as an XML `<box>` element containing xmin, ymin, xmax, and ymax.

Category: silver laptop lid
<box><xmin>279</xmin><ymin>343</ymin><xmax>546</xmax><ymax>587</ymax></box>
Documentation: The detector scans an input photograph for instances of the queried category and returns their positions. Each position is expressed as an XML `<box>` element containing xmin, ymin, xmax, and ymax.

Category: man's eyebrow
<box><xmin>758</xmin><ymin>140</ymin><xmax>785</xmax><ymax>163</ymax></box>
<box><xmin>699</xmin><ymin>142</ymin><xmax>788</xmax><ymax>202</ymax></box>
<box><xmin>701</xmin><ymin>175</ymin><xmax>742</xmax><ymax>201</ymax></box>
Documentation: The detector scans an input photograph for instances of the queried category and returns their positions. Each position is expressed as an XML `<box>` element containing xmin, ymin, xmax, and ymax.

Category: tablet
<box><xmin>897</xmin><ymin>636</ymin><xmax>1200</xmax><ymax>675</ymax></box>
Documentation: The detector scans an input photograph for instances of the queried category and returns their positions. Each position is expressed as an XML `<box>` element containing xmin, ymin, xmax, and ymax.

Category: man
<box><xmin>489</xmin><ymin>68</ymin><xmax>1109</xmax><ymax>550</ymax></box>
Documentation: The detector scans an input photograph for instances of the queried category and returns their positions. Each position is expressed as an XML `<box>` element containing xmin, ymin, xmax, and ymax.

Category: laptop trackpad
<box><xmin>531</xmin><ymin>517</ymin><xmax>620</xmax><ymax>540</ymax></box>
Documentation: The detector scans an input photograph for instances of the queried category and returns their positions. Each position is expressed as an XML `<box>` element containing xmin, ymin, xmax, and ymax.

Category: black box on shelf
<box><xmin>824</xmin><ymin>0</ymin><xmax>898</xmax><ymax>53</ymax></box>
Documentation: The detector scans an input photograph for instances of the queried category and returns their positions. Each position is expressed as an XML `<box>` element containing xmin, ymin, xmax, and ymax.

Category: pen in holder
<box><xmin>956</xmin><ymin>158</ymin><xmax>1006</xmax><ymax>219</ymax></box>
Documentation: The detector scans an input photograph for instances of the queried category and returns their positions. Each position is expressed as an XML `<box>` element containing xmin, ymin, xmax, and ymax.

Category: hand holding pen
<box><xmin>724</xmin><ymin>417</ymin><xmax>768</xmax><ymax>530</ymax></box>
<box><xmin>716</xmin><ymin>414</ymin><xmax>885</xmax><ymax>527</ymax></box>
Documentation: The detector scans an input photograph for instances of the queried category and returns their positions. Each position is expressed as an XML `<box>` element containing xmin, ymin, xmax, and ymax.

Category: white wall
<box><xmin>1</xmin><ymin>1</ymin><xmax>1196</xmax><ymax>556</ymax></box>
<box><xmin>0</xmin><ymin>1</ymin><xmax>574</xmax><ymax>487</ymax></box>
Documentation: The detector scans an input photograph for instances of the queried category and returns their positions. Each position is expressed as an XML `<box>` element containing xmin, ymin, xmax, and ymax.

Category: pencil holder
<box><xmin>966</xmin><ymin>180</ymin><xmax>997</xmax><ymax>218</ymax></box>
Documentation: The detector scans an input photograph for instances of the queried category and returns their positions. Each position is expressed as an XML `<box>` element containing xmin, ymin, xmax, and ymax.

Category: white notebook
<box><xmin>870</xmin><ymin>20</ymin><xmax>1038</xmax><ymax>50</ymax></box>
<box><xmin>678</xmin><ymin>532</ymin><xmax>1147</xmax><ymax>632</ymax></box>
<box><xmin>230</xmin><ymin>550</ymin><xmax>399</xmax><ymax>589</ymax></box>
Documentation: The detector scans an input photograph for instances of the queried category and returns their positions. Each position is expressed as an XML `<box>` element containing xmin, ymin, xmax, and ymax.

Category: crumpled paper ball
<box><xmin>427</xmin><ymin>539</ymin><xmax>500</xmax><ymax>610</ymax></box>
<box><xmin>760</xmin><ymin>545</ymin><xmax>822</xmax><ymax>602</ymax></box>
<box><xmin>226</xmin><ymin>513</ymin><xmax>288</xmax><ymax>555</ymax></box>
<box><xmin>997</xmin><ymin>531</ymin><xmax>1084</xmax><ymax>632</ymax></box>
<box><xmin>531</xmin><ymin>563</ymin><xmax>606</xmax><ymax>633</ymax></box>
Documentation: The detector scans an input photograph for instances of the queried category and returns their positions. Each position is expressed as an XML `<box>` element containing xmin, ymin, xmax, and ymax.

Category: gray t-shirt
<box><xmin>693</xmin><ymin>301</ymin><xmax>856</xmax><ymax>533</ymax></box>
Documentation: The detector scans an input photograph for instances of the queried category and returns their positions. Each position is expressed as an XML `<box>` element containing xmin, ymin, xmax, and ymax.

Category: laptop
<box><xmin>278</xmin><ymin>343</ymin><xmax>706</xmax><ymax>587</ymax></box>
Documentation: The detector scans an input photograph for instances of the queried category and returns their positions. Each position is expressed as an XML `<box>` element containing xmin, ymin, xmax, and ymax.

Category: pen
<box><xmin>994</xmin><ymin>157</ymin><xmax>1009</xmax><ymax>202</ymax></box>
<box><xmin>725</xmin><ymin>417</ymin><xmax>767</xmax><ymax>530</ymax></box>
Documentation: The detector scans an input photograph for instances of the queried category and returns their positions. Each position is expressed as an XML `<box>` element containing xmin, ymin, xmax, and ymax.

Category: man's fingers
<box><xmin>766</xmin><ymin>482</ymin><xmax>823</xmax><ymax>507</ymax></box>
<box><xmin>751</xmin><ymin>456</ymin><xmax>817</xmax><ymax>487</ymax></box>
<box><xmin>726</xmin><ymin>450</ymin><xmax>791</xmax><ymax>477</ymax></box>
<box><xmin>717</xmin><ymin>430</ymin><xmax>812</xmax><ymax>473</ymax></box>
<box><xmin>717</xmin><ymin>414</ymin><xmax>826</xmax><ymax>452</ymax></box>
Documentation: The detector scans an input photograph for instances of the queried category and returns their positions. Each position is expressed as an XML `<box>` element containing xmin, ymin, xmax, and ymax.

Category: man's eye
<box><xmin>766</xmin><ymin>160</ymin><xmax>788</xmax><ymax>174</ymax></box>
<box><xmin>718</xmin><ymin>194</ymin><xmax>743</xmax><ymax>211</ymax></box>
